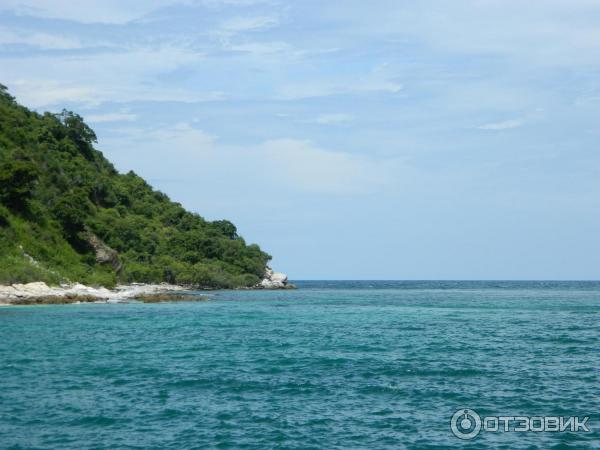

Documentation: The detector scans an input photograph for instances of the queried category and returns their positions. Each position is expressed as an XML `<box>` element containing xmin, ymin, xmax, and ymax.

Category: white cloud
<box><xmin>0</xmin><ymin>0</ymin><xmax>194</xmax><ymax>24</ymax></box>
<box><xmin>0</xmin><ymin>27</ymin><xmax>82</xmax><ymax>49</ymax></box>
<box><xmin>3</xmin><ymin>45</ymin><xmax>221</xmax><ymax>108</ymax></box>
<box><xmin>105</xmin><ymin>122</ymin><xmax>215</xmax><ymax>149</ymax></box>
<box><xmin>347</xmin><ymin>1</ymin><xmax>600</xmax><ymax>67</ymax></box>
<box><xmin>85</xmin><ymin>112</ymin><xmax>138</xmax><ymax>123</ymax></box>
<box><xmin>202</xmin><ymin>0</ymin><xmax>274</xmax><ymax>5</ymax></box>
<box><xmin>258</xmin><ymin>139</ymin><xmax>397</xmax><ymax>194</ymax></box>
<box><xmin>575</xmin><ymin>95</ymin><xmax>600</xmax><ymax>107</ymax></box>
<box><xmin>226</xmin><ymin>41</ymin><xmax>289</xmax><ymax>54</ymax></box>
<box><xmin>9</xmin><ymin>80</ymin><xmax>100</xmax><ymax>108</ymax></box>
<box><xmin>100</xmin><ymin>124</ymin><xmax>401</xmax><ymax>195</ymax></box>
<box><xmin>218</xmin><ymin>15</ymin><xmax>279</xmax><ymax>33</ymax></box>
<box><xmin>309</xmin><ymin>113</ymin><xmax>354</xmax><ymax>125</ymax></box>
<box><xmin>145</xmin><ymin>122</ymin><xmax>216</xmax><ymax>151</ymax></box>
<box><xmin>7</xmin><ymin>78</ymin><xmax>222</xmax><ymax>109</ymax></box>
<box><xmin>277</xmin><ymin>80</ymin><xmax>403</xmax><ymax>100</ymax></box>
<box><xmin>477</xmin><ymin>119</ymin><xmax>524</xmax><ymax>131</ymax></box>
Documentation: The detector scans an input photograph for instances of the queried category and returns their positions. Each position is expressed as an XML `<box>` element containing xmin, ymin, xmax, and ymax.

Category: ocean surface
<box><xmin>1</xmin><ymin>281</ymin><xmax>599</xmax><ymax>449</ymax></box>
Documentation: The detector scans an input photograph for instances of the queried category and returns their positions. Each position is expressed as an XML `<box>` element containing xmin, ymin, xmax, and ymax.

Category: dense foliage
<box><xmin>0</xmin><ymin>84</ymin><xmax>270</xmax><ymax>288</ymax></box>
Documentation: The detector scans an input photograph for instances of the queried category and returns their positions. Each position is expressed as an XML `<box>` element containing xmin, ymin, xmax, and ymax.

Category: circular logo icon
<box><xmin>451</xmin><ymin>409</ymin><xmax>482</xmax><ymax>440</ymax></box>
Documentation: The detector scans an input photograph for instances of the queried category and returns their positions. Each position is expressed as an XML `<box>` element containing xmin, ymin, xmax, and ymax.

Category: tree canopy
<box><xmin>0</xmin><ymin>85</ymin><xmax>271</xmax><ymax>287</ymax></box>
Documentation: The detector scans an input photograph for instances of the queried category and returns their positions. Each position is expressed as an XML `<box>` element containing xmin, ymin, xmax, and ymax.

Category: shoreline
<box><xmin>0</xmin><ymin>282</ymin><xmax>194</xmax><ymax>305</ymax></box>
<box><xmin>0</xmin><ymin>276</ymin><xmax>296</xmax><ymax>306</ymax></box>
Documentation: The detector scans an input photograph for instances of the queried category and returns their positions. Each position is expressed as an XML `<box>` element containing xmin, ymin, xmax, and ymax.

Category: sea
<box><xmin>1</xmin><ymin>281</ymin><xmax>599</xmax><ymax>449</ymax></box>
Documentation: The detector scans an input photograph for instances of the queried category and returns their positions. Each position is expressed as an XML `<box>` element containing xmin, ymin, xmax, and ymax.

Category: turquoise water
<box><xmin>1</xmin><ymin>281</ymin><xmax>599</xmax><ymax>449</ymax></box>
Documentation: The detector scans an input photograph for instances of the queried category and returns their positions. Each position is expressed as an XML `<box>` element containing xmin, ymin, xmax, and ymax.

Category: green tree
<box><xmin>0</xmin><ymin>84</ymin><xmax>272</xmax><ymax>287</ymax></box>
<box><xmin>55</xmin><ymin>110</ymin><xmax>97</xmax><ymax>160</ymax></box>
<box><xmin>0</xmin><ymin>159</ymin><xmax>39</xmax><ymax>212</ymax></box>
<box><xmin>52</xmin><ymin>189</ymin><xmax>93</xmax><ymax>235</ymax></box>
<box><xmin>212</xmin><ymin>220</ymin><xmax>238</xmax><ymax>239</ymax></box>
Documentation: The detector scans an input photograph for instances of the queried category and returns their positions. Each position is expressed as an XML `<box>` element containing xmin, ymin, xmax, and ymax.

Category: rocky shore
<box><xmin>0</xmin><ymin>282</ymin><xmax>191</xmax><ymax>305</ymax></box>
<box><xmin>258</xmin><ymin>268</ymin><xmax>296</xmax><ymax>289</ymax></box>
<box><xmin>0</xmin><ymin>268</ymin><xmax>294</xmax><ymax>305</ymax></box>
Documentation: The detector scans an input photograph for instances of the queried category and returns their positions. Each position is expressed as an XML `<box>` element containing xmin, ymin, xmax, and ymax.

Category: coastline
<box><xmin>0</xmin><ymin>269</ymin><xmax>295</xmax><ymax>305</ymax></box>
<box><xmin>0</xmin><ymin>282</ymin><xmax>193</xmax><ymax>305</ymax></box>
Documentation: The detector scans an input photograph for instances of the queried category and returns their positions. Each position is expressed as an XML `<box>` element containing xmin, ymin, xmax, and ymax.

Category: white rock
<box><xmin>14</xmin><ymin>282</ymin><xmax>51</xmax><ymax>295</ymax></box>
<box><xmin>0</xmin><ymin>286</ymin><xmax>18</xmax><ymax>299</ymax></box>
<box><xmin>258</xmin><ymin>267</ymin><xmax>290</xmax><ymax>289</ymax></box>
<box><xmin>271</xmin><ymin>272</ymin><xmax>288</xmax><ymax>283</ymax></box>
<box><xmin>0</xmin><ymin>281</ymin><xmax>187</xmax><ymax>304</ymax></box>
<box><xmin>261</xmin><ymin>279</ymin><xmax>285</xmax><ymax>289</ymax></box>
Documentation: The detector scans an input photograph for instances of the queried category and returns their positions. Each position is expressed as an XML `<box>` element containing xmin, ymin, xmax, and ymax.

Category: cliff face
<box><xmin>0</xmin><ymin>84</ymin><xmax>272</xmax><ymax>288</ymax></box>
<box><xmin>82</xmin><ymin>231</ymin><xmax>123</xmax><ymax>275</ymax></box>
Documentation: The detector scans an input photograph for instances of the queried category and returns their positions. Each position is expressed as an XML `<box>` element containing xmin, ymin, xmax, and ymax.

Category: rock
<box><xmin>271</xmin><ymin>272</ymin><xmax>288</xmax><ymax>283</ymax></box>
<box><xmin>260</xmin><ymin>279</ymin><xmax>283</xmax><ymax>289</ymax></box>
<box><xmin>13</xmin><ymin>282</ymin><xmax>51</xmax><ymax>295</ymax></box>
<box><xmin>82</xmin><ymin>231</ymin><xmax>123</xmax><ymax>274</ymax></box>
<box><xmin>0</xmin><ymin>282</ymin><xmax>188</xmax><ymax>305</ymax></box>
<box><xmin>258</xmin><ymin>267</ymin><xmax>295</xmax><ymax>289</ymax></box>
<box><xmin>0</xmin><ymin>285</ymin><xmax>18</xmax><ymax>298</ymax></box>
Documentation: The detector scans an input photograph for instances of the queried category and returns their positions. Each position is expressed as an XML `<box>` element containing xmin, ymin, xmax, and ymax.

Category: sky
<box><xmin>1</xmin><ymin>0</ymin><xmax>599</xmax><ymax>280</ymax></box>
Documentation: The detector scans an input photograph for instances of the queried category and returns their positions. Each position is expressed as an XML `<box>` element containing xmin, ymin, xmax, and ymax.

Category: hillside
<box><xmin>0</xmin><ymin>84</ymin><xmax>271</xmax><ymax>288</ymax></box>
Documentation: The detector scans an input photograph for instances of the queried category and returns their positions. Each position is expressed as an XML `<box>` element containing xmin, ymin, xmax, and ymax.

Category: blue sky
<box><xmin>1</xmin><ymin>1</ymin><xmax>599</xmax><ymax>279</ymax></box>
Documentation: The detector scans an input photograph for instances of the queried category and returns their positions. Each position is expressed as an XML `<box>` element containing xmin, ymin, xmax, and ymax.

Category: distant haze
<box><xmin>1</xmin><ymin>1</ymin><xmax>599</xmax><ymax>279</ymax></box>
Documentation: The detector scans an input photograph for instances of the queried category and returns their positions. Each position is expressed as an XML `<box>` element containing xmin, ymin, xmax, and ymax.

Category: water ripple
<box><xmin>1</xmin><ymin>282</ymin><xmax>599</xmax><ymax>449</ymax></box>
